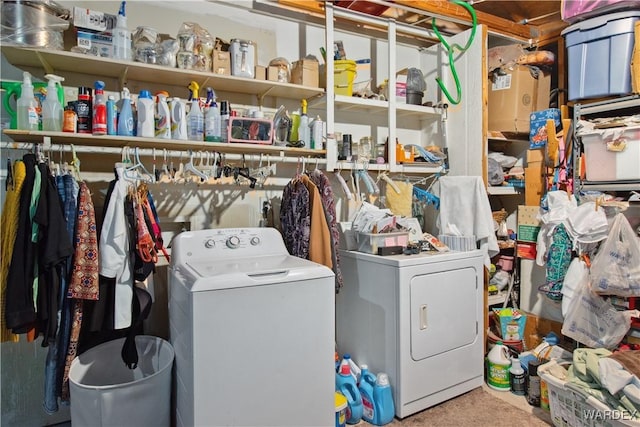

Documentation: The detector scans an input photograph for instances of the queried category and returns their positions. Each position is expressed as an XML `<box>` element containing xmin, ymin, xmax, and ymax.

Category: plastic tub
<box><xmin>334</xmin><ymin>60</ymin><xmax>357</xmax><ymax>96</ymax></box>
<box><xmin>335</xmin><ymin>392</ymin><xmax>347</xmax><ymax>427</ymax></box>
<box><xmin>356</xmin><ymin>231</ymin><xmax>409</xmax><ymax>254</ymax></box>
<box><xmin>69</xmin><ymin>336</ymin><xmax>174</xmax><ymax>427</ymax></box>
<box><xmin>581</xmin><ymin>125</ymin><xmax>640</xmax><ymax>182</ymax></box>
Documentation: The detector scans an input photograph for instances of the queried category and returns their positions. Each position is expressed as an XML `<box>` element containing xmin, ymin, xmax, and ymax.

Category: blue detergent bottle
<box><xmin>358</xmin><ymin>364</ymin><xmax>376</xmax><ymax>424</ymax></box>
<box><xmin>336</xmin><ymin>362</ymin><xmax>363</xmax><ymax>424</ymax></box>
<box><xmin>371</xmin><ymin>373</ymin><xmax>395</xmax><ymax>425</ymax></box>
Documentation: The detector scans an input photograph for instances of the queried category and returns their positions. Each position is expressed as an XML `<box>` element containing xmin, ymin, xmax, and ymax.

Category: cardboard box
<box><xmin>517</xmin><ymin>205</ymin><xmax>541</xmax><ymax>243</ymax></box>
<box><xmin>290</xmin><ymin>59</ymin><xmax>319</xmax><ymax>87</ymax></box>
<box><xmin>529</xmin><ymin>108</ymin><xmax>561</xmax><ymax>149</ymax></box>
<box><xmin>254</xmin><ymin>65</ymin><xmax>266</xmax><ymax>81</ymax></box>
<box><xmin>73</xmin><ymin>7</ymin><xmax>117</xmax><ymax>32</ymax></box>
<box><xmin>212</xmin><ymin>49</ymin><xmax>230</xmax><ymax>76</ymax></box>
<box><xmin>488</xmin><ymin>65</ymin><xmax>551</xmax><ymax>134</ymax></box>
<box><xmin>65</xmin><ymin>28</ymin><xmax>113</xmax><ymax>58</ymax></box>
<box><xmin>267</xmin><ymin>65</ymin><xmax>281</xmax><ymax>82</ymax></box>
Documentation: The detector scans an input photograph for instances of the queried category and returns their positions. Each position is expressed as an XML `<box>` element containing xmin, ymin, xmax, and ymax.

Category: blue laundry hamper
<box><xmin>69</xmin><ymin>335</ymin><xmax>174</xmax><ymax>427</ymax></box>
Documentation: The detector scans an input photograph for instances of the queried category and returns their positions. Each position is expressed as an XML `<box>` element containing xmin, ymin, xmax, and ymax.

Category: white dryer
<box><xmin>169</xmin><ymin>228</ymin><xmax>335</xmax><ymax>427</ymax></box>
<box><xmin>336</xmin><ymin>249</ymin><xmax>484</xmax><ymax>418</ymax></box>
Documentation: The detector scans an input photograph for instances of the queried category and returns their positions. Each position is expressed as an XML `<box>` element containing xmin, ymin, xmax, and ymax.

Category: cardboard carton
<box><xmin>254</xmin><ymin>65</ymin><xmax>266</xmax><ymax>81</ymax></box>
<box><xmin>290</xmin><ymin>59</ymin><xmax>319</xmax><ymax>87</ymax></box>
<box><xmin>488</xmin><ymin>65</ymin><xmax>551</xmax><ymax>134</ymax></box>
<box><xmin>212</xmin><ymin>49</ymin><xmax>230</xmax><ymax>76</ymax></box>
<box><xmin>72</xmin><ymin>6</ymin><xmax>117</xmax><ymax>32</ymax></box>
<box><xmin>517</xmin><ymin>205</ymin><xmax>541</xmax><ymax>243</ymax></box>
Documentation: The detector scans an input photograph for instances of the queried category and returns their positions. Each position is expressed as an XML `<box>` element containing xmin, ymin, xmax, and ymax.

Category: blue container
<box><xmin>336</xmin><ymin>364</ymin><xmax>362</xmax><ymax>424</ymax></box>
<box><xmin>359</xmin><ymin>366</ymin><xmax>376</xmax><ymax>424</ymax></box>
<box><xmin>106</xmin><ymin>96</ymin><xmax>117</xmax><ymax>135</ymax></box>
<box><xmin>371</xmin><ymin>373</ymin><xmax>395</xmax><ymax>426</ymax></box>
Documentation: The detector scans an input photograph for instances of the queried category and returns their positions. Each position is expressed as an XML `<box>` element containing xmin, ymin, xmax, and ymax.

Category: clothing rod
<box><xmin>0</xmin><ymin>142</ymin><xmax>327</xmax><ymax>165</ymax></box>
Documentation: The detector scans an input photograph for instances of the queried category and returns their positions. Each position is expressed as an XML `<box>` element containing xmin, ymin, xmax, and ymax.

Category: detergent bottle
<box><xmin>155</xmin><ymin>91</ymin><xmax>171</xmax><ymax>139</ymax></box>
<box><xmin>170</xmin><ymin>97</ymin><xmax>187</xmax><ymax>140</ymax></box>
<box><xmin>336</xmin><ymin>361</ymin><xmax>363</xmax><ymax>424</ymax></box>
<box><xmin>298</xmin><ymin>99</ymin><xmax>310</xmax><ymax>147</ymax></box>
<box><xmin>92</xmin><ymin>81</ymin><xmax>107</xmax><ymax>135</ymax></box>
<box><xmin>358</xmin><ymin>365</ymin><xmax>376</xmax><ymax>424</ymax></box>
<box><xmin>41</xmin><ymin>74</ymin><xmax>64</xmax><ymax>131</ymax></box>
<box><xmin>117</xmin><ymin>87</ymin><xmax>134</xmax><ymax>136</ymax></box>
<box><xmin>371</xmin><ymin>373</ymin><xmax>395</xmax><ymax>425</ymax></box>
<box><xmin>186</xmin><ymin>81</ymin><xmax>204</xmax><ymax>141</ymax></box>
<box><xmin>487</xmin><ymin>341</ymin><xmax>511</xmax><ymax>391</ymax></box>
<box><xmin>137</xmin><ymin>90</ymin><xmax>155</xmax><ymax>138</ymax></box>
<box><xmin>17</xmin><ymin>72</ymin><xmax>39</xmax><ymax>131</ymax></box>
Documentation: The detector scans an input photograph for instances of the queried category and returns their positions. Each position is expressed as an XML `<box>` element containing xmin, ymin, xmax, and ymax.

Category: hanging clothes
<box><xmin>1</xmin><ymin>159</ymin><xmax>26</xmax><ymax>342</ymax></box>
<box><xmin>309</xmin><ymin>169</ymin><xmax>343</xmax><ymax>291</ymax></box>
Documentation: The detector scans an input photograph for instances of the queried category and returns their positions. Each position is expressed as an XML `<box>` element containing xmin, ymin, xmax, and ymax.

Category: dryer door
<box><xmin>410</xmin><ymin>267</ymin><xmax>478</xmax><ymax>360</ymax></box>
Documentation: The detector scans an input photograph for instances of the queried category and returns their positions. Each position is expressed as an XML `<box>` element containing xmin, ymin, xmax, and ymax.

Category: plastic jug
<box><xmin>335</xmin><ymin>363</ymin><xmax>363</xmax><ymax>424</ymax></box>
<box><xmin>487</xmin><ymin>341</ymin><xmax>511</xmax><ymax>391</ymax></box>
<box><xmin>137</xmin><ymin>90</ymin><xmax>155</xmax><ymax>138</ymax></box>
<box><xmin>155</xmin><ymin>91</ymin><xmax>171</xmax><ymax>139</ymax></box>
<box><xmin>371</xmin><ymin>373</ymin><xmax>395</xmax><ymax>425</ymax></box>
<box><xmin>359</xmin><ymin>365</ymin><xmax>376</xmax><ymax>424</ymax></box>
<box><xmin>170</xmin><ymin>97</ymin><xmax>187</xmax><ymax>140</ymax></box>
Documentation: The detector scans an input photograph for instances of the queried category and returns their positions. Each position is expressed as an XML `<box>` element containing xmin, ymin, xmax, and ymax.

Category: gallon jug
<box><xmin>371</xmin><ymin>373</ymin><xmax>395</xmax><ymax>426</ymax></box>
<box><xmin>170</xmin><ymin>97</ymin><xmax>187</xmax><ymax>140</ymax></box>
<box><xmin>336</xmin><ymin>363</ymin><xmax>363</xmax><ymax>424</ymax></box>
<box><xmin>155</xmin><ymin>91</ymin><xmax>171</xmax><ymax>139</ymax></box>
<box><xmin>137</xmin><ymin>90</ymin><xmax>155</xmax><ymax>138</ymax></box>
<box><xmin>359</xmin><ymin>365</ymin><xmax>376</xmax><ymax>424</ymax></box>
<box><xmin>487</xmin><ymin>341</ymin><xmax>511</xmax><ymax>391</ymax></box>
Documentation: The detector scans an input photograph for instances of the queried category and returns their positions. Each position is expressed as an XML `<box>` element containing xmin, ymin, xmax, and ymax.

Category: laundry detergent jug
<box><xmin>336</xmin><ymin>363</ymin><xmax>363</xmax><ymax>424</ymax></box>
<box><xmin>487</xmin><ymin>341</ymin><xmax>511</xmax><ymax>391</ymax></box>
<box><xmin>371</xmin><ymin>373</ymin><xmax>395</xmax><ymax>425</ymax></box>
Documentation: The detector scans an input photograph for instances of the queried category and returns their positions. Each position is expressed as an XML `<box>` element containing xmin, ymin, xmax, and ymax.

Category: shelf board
<box><xmin>396</xmin><ymin>163</ymin><xmax>445</xmax><ymax>174</ymax></box>
<box><xmin>488</xmin><ymin>186</ymin><xmax>522</xmax><ymax>195</ymax></box>
<box><xmin>309</xmin><ymin>94</ymin><xmax>442</xmax><ymax>119</ymax></box>
<box><xmin>2</xmin><ymin>130</ymin><xmax>325</xmax><ymax>157</ymax></box>
<box><xmin>488</xmin><ymin>292</ymin><xmax>508</xmax><ymax>306</ymax></box>
<box><xmin>1</xmin><ymin>46</ymin><xmax>325</xmax><ymax>100</ymax></box>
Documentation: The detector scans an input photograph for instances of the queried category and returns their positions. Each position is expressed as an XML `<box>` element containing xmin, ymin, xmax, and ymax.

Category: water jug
<box><xmin>487</xmin><ymin>341</ymin><xmax>511</xmax><ymax>391</ymax></box>
<box><xmin>335</xmin><ymin>363</ymin><xmax>363</xmax><ymax>424</ymax></box>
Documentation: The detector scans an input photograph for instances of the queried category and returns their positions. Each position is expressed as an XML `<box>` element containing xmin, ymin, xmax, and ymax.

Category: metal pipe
<box><xmin>519</xmin><ymin>11</ymin><xmax>559</xmax><ymax>25</ymax></box>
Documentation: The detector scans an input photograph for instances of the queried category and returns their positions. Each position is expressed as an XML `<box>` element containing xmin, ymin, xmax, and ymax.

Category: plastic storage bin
<box><xmin>562</xmin><ymin>10</ymin><xmax>640</xmax><ymax>101</ymax></box>
<box><xmin>581</xmin><ymin>125</ymin><xmax>640</xmax><ymax>182</ymax></box>
<box><xmin>357</xmin><ymin>231</ymin><xmax>409</xmax><ymax>254</ymax></box>
<box><xmin>69</xmin><ymin>336</ymin><xmax>174</xmax><ymax>427</ymax></box>
<box><xmin>334</xmin><ymin>60</ymin><xmax>357</xmax><ymax>96</ymax></box>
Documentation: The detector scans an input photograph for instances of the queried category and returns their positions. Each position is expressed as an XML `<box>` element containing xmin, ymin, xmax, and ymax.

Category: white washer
<box><xmin>169</xmin><ymin>228</ymin><xmax>335</xmax><ymax>427</ymax></box>
<box><xmin>336</xmin><ymin>249</ymin><xmax>484</xmax><ymax>419</ymax></box>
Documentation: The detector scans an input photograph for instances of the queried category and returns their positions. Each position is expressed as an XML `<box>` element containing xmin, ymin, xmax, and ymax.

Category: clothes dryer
<box><xmin>169</xmin><ymin>228</ymin><xmax>335</xmax><ymax>427</ymax></box>
<box><xmin>336</xmin><ymin>249</ymin><xmax>484</xmax><ymax>418</ymax></box>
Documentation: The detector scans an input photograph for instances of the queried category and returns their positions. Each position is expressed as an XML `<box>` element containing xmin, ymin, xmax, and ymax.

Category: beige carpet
<box><xmin>355</xmin><ymin>386</ymin><xmax>552</xmax><ymax>427</ymax></box>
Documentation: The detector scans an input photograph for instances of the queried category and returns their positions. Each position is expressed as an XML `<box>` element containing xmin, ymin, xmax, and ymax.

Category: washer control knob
<box><xmin>226</xmin><ymin>235</ymin><xmax>241</xmax><ymax>249</ymax></box>
<box><xmin>250</xmin><ymin>237</ymin><xmax>261</xmax><ymax>246</ymax></box>
<box><xmin>204</xmin><ymin>239</ymin><xmax>216</xmax><ymax>249</ymax></box>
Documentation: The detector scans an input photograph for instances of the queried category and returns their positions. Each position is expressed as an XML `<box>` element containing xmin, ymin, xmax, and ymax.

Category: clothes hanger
<box><xmin>183</xmin><ymin>150</ymin><xmax>208</xmax><ymax>182</ymax></box>
<box><xmin>378</xmin><ymin>171</ymin><xmax>401</xmax><ymax>194</ymax></box>
<box><xmin>125</xmin><ymin>147</ymin><xmax>154</xmax><ymax>183</ymax></box>
<box><xmin>70</xmin><ymin>144</ymin><xmax>83</xmax><ymax>182</ymax></box>
<box><xmin>334</xmin><ymin>163</ymin><xmax>352</xmax><ymax>200</ymax></box>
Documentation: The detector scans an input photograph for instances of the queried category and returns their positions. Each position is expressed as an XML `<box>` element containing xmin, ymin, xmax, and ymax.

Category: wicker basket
<box><xmin>538</xmin><ymin>362</ymin><xmax>640</xmax><ymax>427</ymax></box>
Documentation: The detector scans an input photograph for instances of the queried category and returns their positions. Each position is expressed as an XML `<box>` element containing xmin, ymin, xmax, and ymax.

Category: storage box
<box><xmin>334</xmin><ymin>60</ymin><xmax>357</xmax><ymax>96</ymax></box>
<box><xmin>66</xmin><ymin>29</ymin><xmax>113</xmax><ymax>58</ymax></box>
<box><xmin>356</xmin><ymin>231</ymin><xmax>409</xmax><ymax>254</ymax></box>
<box><xmin>562</xmin><ymin>10</ymin><xmax>640</xmax><ymax>101</ymax></box>
<box><xmin>517</xmin><ymin>205</ymin><xmax>541</xmax><ymax>243</ymax></box>
<box><xmin>72</xmin><ymin>6</ymin><xmax>117</xmax><ymax>32</ymax></box>
<box><xmin>290</xmin><ymin>59</ymin><xmax>319</xmax><ymax>88</ymax></box>
<box><xmin>529</xmin><ymin>108</ymin><xmax>561</xmax><ymax>149</ymax></box>
<box><xmin>254</xmin><ymin>65</ymin><xmax>266</xmax><ymax>81</ymax></box>
<box><xmin>488</xmin><ymin>65</ymin><xmax>551</xmax><ymax>134</ymax></box>
<box><xmin>581</xmin><ymin>125</ymin><xmax>640</xmax><ymax>181</ymax></box>
<box><xmin>212</xmin><ymin>49</ymin><xmax>231</xmax><ymax>76</ymax></box>
<box><xmin>228</xmin><ymin>117</ymin><xmax>273</xmax><ymax>145</ymax></box>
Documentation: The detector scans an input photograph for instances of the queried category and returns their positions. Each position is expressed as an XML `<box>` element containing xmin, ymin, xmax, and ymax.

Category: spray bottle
<box><xmin>112</xmin><ymin>1</ymin><xmax>132</xmax><ymax>61</ymax></box>
<box><xmin>220</xmin><ymin>100</ymin><xmax>230</xmax><ymax>143</ymax></box>
<box><xmin>41</xmin><ymin>74</ymin><xmax>65</xmax><ymax>132</ymax></box>
<box><xmin>17</xmin><ymin>72</ymin><xmax>39</xmax><ymax>131</ymax></box>
<box><xmin>204</xmin><ymin>87</ymin><xmax>221</xmax><ymax>142</ymax></box>
<box><xmin>186</xmin><ymin>81</ymin><xmax>204</xmax><ymax>141</ymax></box>
<box><xmin>117</xmin><ymin>87</ymin><xmax>134</xmax><ymax>136</ymax></box>
<box><xmin>310</xmin><ymin>115</ymin><xmax>324</xmax><ymax>150</ymax></box>
<box><xmin>298</xmin><ymin>98</ymin><xmax>310</xmax><ymax>147</ymax></box>
<box><xmin>92</xmin><ymin>81</ymin><xmax>107</xmax><ymax>135</ymax></box>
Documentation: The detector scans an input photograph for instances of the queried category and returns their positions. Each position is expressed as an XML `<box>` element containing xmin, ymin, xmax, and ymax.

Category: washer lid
<box><xmin>183</xmin><ymin>255</ymin><xmax>334</xmax><ymax>291</ymax></box>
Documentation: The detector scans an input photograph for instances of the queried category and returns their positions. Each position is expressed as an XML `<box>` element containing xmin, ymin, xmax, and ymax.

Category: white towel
<box><xmin>437</xmin><ymin>176</ymin><xmax>499</xmax><ymax>267</ymax></box>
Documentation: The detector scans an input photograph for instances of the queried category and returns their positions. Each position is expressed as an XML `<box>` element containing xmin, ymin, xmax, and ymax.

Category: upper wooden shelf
<box><xmin>2</xmin><ymin>130</ymin><xmax>326</xmax><ymax>157</ymax></box>
<box><xmin>309</xmin><ymin>94</ymin><xmax>443</xmax><ymax>119</ymax></box>
<box><xmin>1</xmin><ymin>46</ymin><xmax>325</xmax><ymax>100</ymax></box>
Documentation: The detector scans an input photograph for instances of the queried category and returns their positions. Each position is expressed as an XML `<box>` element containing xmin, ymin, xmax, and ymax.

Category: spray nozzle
<box><xmin>206</xmin><ymin>87</ymin><xmax>216</xmax><ymax>105</ymax></box>
<box><xmin>301</xmin><ymin>98</ymin><xmax>308</xmax><ymax>115</ymax></box>
<box><xmin>121</xmin><ymin>87</ymin><xmax>131</xmax><ymax>99</ymax></box>
<box><xmin>188</xmin><ymin>81</ymin><xmax>200</xmax><ymax>100</ymax></box>
<box><xmin>118</xmin><ymin>1</ymin><xmax>127</xmax><ymax>17</ymax></box>
<box><xmin>22</xmin><ymin>71</ymin><xmax>33</xmax><ymax>87</ymax></box>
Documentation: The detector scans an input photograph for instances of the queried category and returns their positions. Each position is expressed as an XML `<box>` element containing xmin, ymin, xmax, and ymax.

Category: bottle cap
<box><xmin>343</xmin><ymin>354</ymin><xmax>351</xmax><ymax>360</ymax></box>
<box><xmin>340</xmin><ymin>364</ymin><xmax>351</xmax><ymax>375</ymax></box>
<box><xmin>139</xmin><ymin>90</ymin><xmax>152</xmax><ymax>99</ymax></box>
<box><xmin>108</xmin><ymin>95</ymin><xmax>115</xmax><ymax>101</ymax></box>
<box><xmin>343</xmin><ymin>134</ymin><xmax>352</xmax><ymax>143</ymax></box>
<box><xmin>78</xmin><ymin>86</ymin><xmax>92</xmax><ymax>98</ymax></box>
<box><xmin>528</xmin><ymin>359</ymin><xmax>541</xmax><ymax>376</ymax></box>
<box><xmin>94</xmin><ymin>80</ymin><xmax>105</xmax><ymax>91</ymax></box>
<box><xmin>376</xmin><ymin>373</ymin><xmax>389</xmax><ymax>386</ymax></box>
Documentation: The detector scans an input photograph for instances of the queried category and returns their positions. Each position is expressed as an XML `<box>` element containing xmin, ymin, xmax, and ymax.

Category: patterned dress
<box><xmin>280</xmin><ymin>178</ymin><xmax>310</xmax><ymax>259</ymax></box>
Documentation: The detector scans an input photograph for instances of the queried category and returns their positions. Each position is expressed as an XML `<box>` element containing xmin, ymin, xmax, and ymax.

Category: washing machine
<box><xmin>336</xmin><ymin>249</ymin><xmax>484</xmax><ymax>418</ymax></box>
<box><xmin>169</xmin><ymin>228</ymin><xmax>335</xmax><ymax>427</ymax></box>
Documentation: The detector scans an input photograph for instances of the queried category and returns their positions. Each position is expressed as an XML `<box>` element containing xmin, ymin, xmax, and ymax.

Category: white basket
<box><xmin>539</xmin><ymin>362</ymin><xmax>640</xmax><ymax>427</ymax></box>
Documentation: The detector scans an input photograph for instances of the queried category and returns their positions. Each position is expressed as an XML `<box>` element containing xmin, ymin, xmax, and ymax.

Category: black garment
<box><xmin>5</xmin><ymin>154</ymin><xmax>38</xmax><ymax>332</ymax></box>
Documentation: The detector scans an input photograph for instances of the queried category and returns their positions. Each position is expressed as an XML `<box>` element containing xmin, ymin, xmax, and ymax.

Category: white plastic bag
<box><xmin>561</xmin><ymin>272</ymin><xmax>639</xmax><ymax>349</ymax></box>
<box><xmin>590</xmin><ymin>213</ymin><xmax>640</xmax><ymax>296</ymax></box>
<box><xmin>561</xmin><ymin>257</ymin><xmax>589</xmax><ymax>317</ymax></box>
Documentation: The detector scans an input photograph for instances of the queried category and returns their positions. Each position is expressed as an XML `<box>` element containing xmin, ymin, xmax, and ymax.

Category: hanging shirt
<box><xmin>68</xmin><ymin>182</ymin><xmax>99</xmax><ymax>301</ymax></box>
<box><xmin>99</xmin><ymin>166</ymin><xmax>133</xmax><ymax>329</ymax></box>
<box><xmin>280</xmin><ymin>178</ymin><xmax>311</xmax><ymax>259</ymax></box>
<box><xmin>300</xmin><ymin>174</ymin><xmax>332</xmax><ymax>270</ymax></box>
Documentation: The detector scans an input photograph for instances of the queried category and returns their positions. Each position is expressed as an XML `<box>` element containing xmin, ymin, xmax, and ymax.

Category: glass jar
<box><xmin>359</xmin><ymin>136</ymin><xmax>372</xmax><ymax>162</ymax></box>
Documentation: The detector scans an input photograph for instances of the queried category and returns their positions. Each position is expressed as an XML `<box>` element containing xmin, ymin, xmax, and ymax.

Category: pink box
<box><xmin>228</xmin><ymin>117</ymin><xmax>273</xmax><ymax>145</ymax></box>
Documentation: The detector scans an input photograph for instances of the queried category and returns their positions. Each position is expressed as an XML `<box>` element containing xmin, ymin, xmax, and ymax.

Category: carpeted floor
<box><xmin>356</xmin><ymin>386</ymin><xmax>552</xmax><ymax>427</ymax></box>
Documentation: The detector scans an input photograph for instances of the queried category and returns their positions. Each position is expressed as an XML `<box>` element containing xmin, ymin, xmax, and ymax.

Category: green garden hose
<box><xmin>432</xmin><ymin>0</ymin><xmax>477</xmax><ymax>105</ymax></box>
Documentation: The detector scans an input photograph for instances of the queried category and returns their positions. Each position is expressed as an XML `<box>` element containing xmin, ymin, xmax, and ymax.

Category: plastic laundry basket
<box><xmin>69</xmin><ymin>335</ymin><xmax>174</xmax><ymax>427</ymax></box>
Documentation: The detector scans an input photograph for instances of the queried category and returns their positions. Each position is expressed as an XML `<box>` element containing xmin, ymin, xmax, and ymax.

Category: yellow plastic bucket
<box><xmin>334</xmin><ymin>60</ymin><xmax>357</xmax><ymax>96</ymax></box>
<box><xmin>335</xmin><ymin>392</ymin><xmax>347</xmax><ymax>427</ymax></box>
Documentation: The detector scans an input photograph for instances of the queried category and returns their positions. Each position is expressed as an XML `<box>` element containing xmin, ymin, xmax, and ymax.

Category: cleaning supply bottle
<box><xmin>92</xmin><ymin>81</ymin><xmax>107</xmax><ymax>135</ymax></box>
<box><xmin>204</xmin><ymin>87</ymin><xmax>221</xmax><ymax>142</ymax></box>
<box><xmin>17</xmin><ymin>72</ymin><xmax>39</xmax><ymax>131</ymax></box>
<box><xmin>335</xmin><ymin>361</ymin><xmax>363</xmax><ymax>424</ymax></box>
<box><xmin>76</xmin><ymin>86</ymin><xmax>92</xmax><ymax>134</ymax></box>
<box><xmin>137</xmin><ymin>90</ymin><xmax>155</xmax><ymax>137</ymax></box>
<box><xmin>487</xmin><ymin>341</ymin><xmax>511</xmax><ymax>392</ymax></box>
<box><xmin>342</xmin><ymin>354</ymin><xmax>361</xmax><ymax>383</ymax></box>
<box><xmin>117</xmin><ymin>87</ymin><xmax>134</xmax><ymax>136</ymax></box>
<box><xmin>298</xmin><ymin>98</ymin><xmax>310</xmax><ymax>147</ymax></box>
<box><xmin>41</xmin><ymin>74</ymin><xmax>64</xmax><ymax>132</ymax></box>
<box><xmin>371</xmin><ymin>373</ymin><xmax>395</xmax><ymax>426</ymax></box>
<box><xmin>288</xmin><ymin>109</ymin><xmax>300</xmax><ymax>143</ymax></box>
<box><xmin>106</xmin><ymin>95</ymin><xmax>117</xmax><ymax>135</ymax></box>
<box><xmin>220</xmin><ymin>100</ymin><xmax>230</xmax><ymax>143</ymax></box>
<box><xmin>112</xmin><ymin>1</ymin><xmax>132</xmax><ymax>61</ymax></box>
<box><xmin>170</xmin><ymin>97</ymin><xmax>187</xmax><ymax>140</ymax></box>
<box><xmin>527</xmin><ymin>359</ymin><xmax>542</xmax><ymax>407</ymax></box>
<box><xmin>358</xmin><ymin>365</ymin><xmax>376</xmax><ymax>424</ymax></box>
<box><xmin>186</xmin><ymin>81</ymin><xmax>204</xmax><ymax>141</ymax></box>
<box><xmin>155</xmin><ymin>91</ymin><xmax>171</xmax><ymax>139</ymax></box>
<box><xmin>509</xmin><ymin>357</ymin><xmax>526</xmax><ymax>396</ymax></box>
<box><xmin>310</xmin><ymin>115</ymin><xmax>323</xmax><ymax>150</ymax></box>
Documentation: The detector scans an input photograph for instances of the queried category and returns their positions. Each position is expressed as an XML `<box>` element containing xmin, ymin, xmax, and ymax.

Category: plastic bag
<box><xmin>561</xmin><ymin>271</ymin><xmax>639</xmax><ymax>349</ymax></box>
<box><xmin>590</xmin><ymin>213</ymin><xmax>640</xmax><ymax>296</ymax></box>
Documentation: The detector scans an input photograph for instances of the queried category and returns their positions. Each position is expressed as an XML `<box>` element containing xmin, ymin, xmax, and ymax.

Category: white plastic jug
<box><xmin>487</xmin><ymin>341</ymin><xmax>511</xmax><ymax>391</ymax></box>
<box><xmin>170</xmin><ymin>97</ymin><xmax>187</xmax><ymax>140</ymax></box>
<box><xmin>137</xmin><ymin>90</ymin><xmax>155</xmax><ymax>138</ymax></box>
